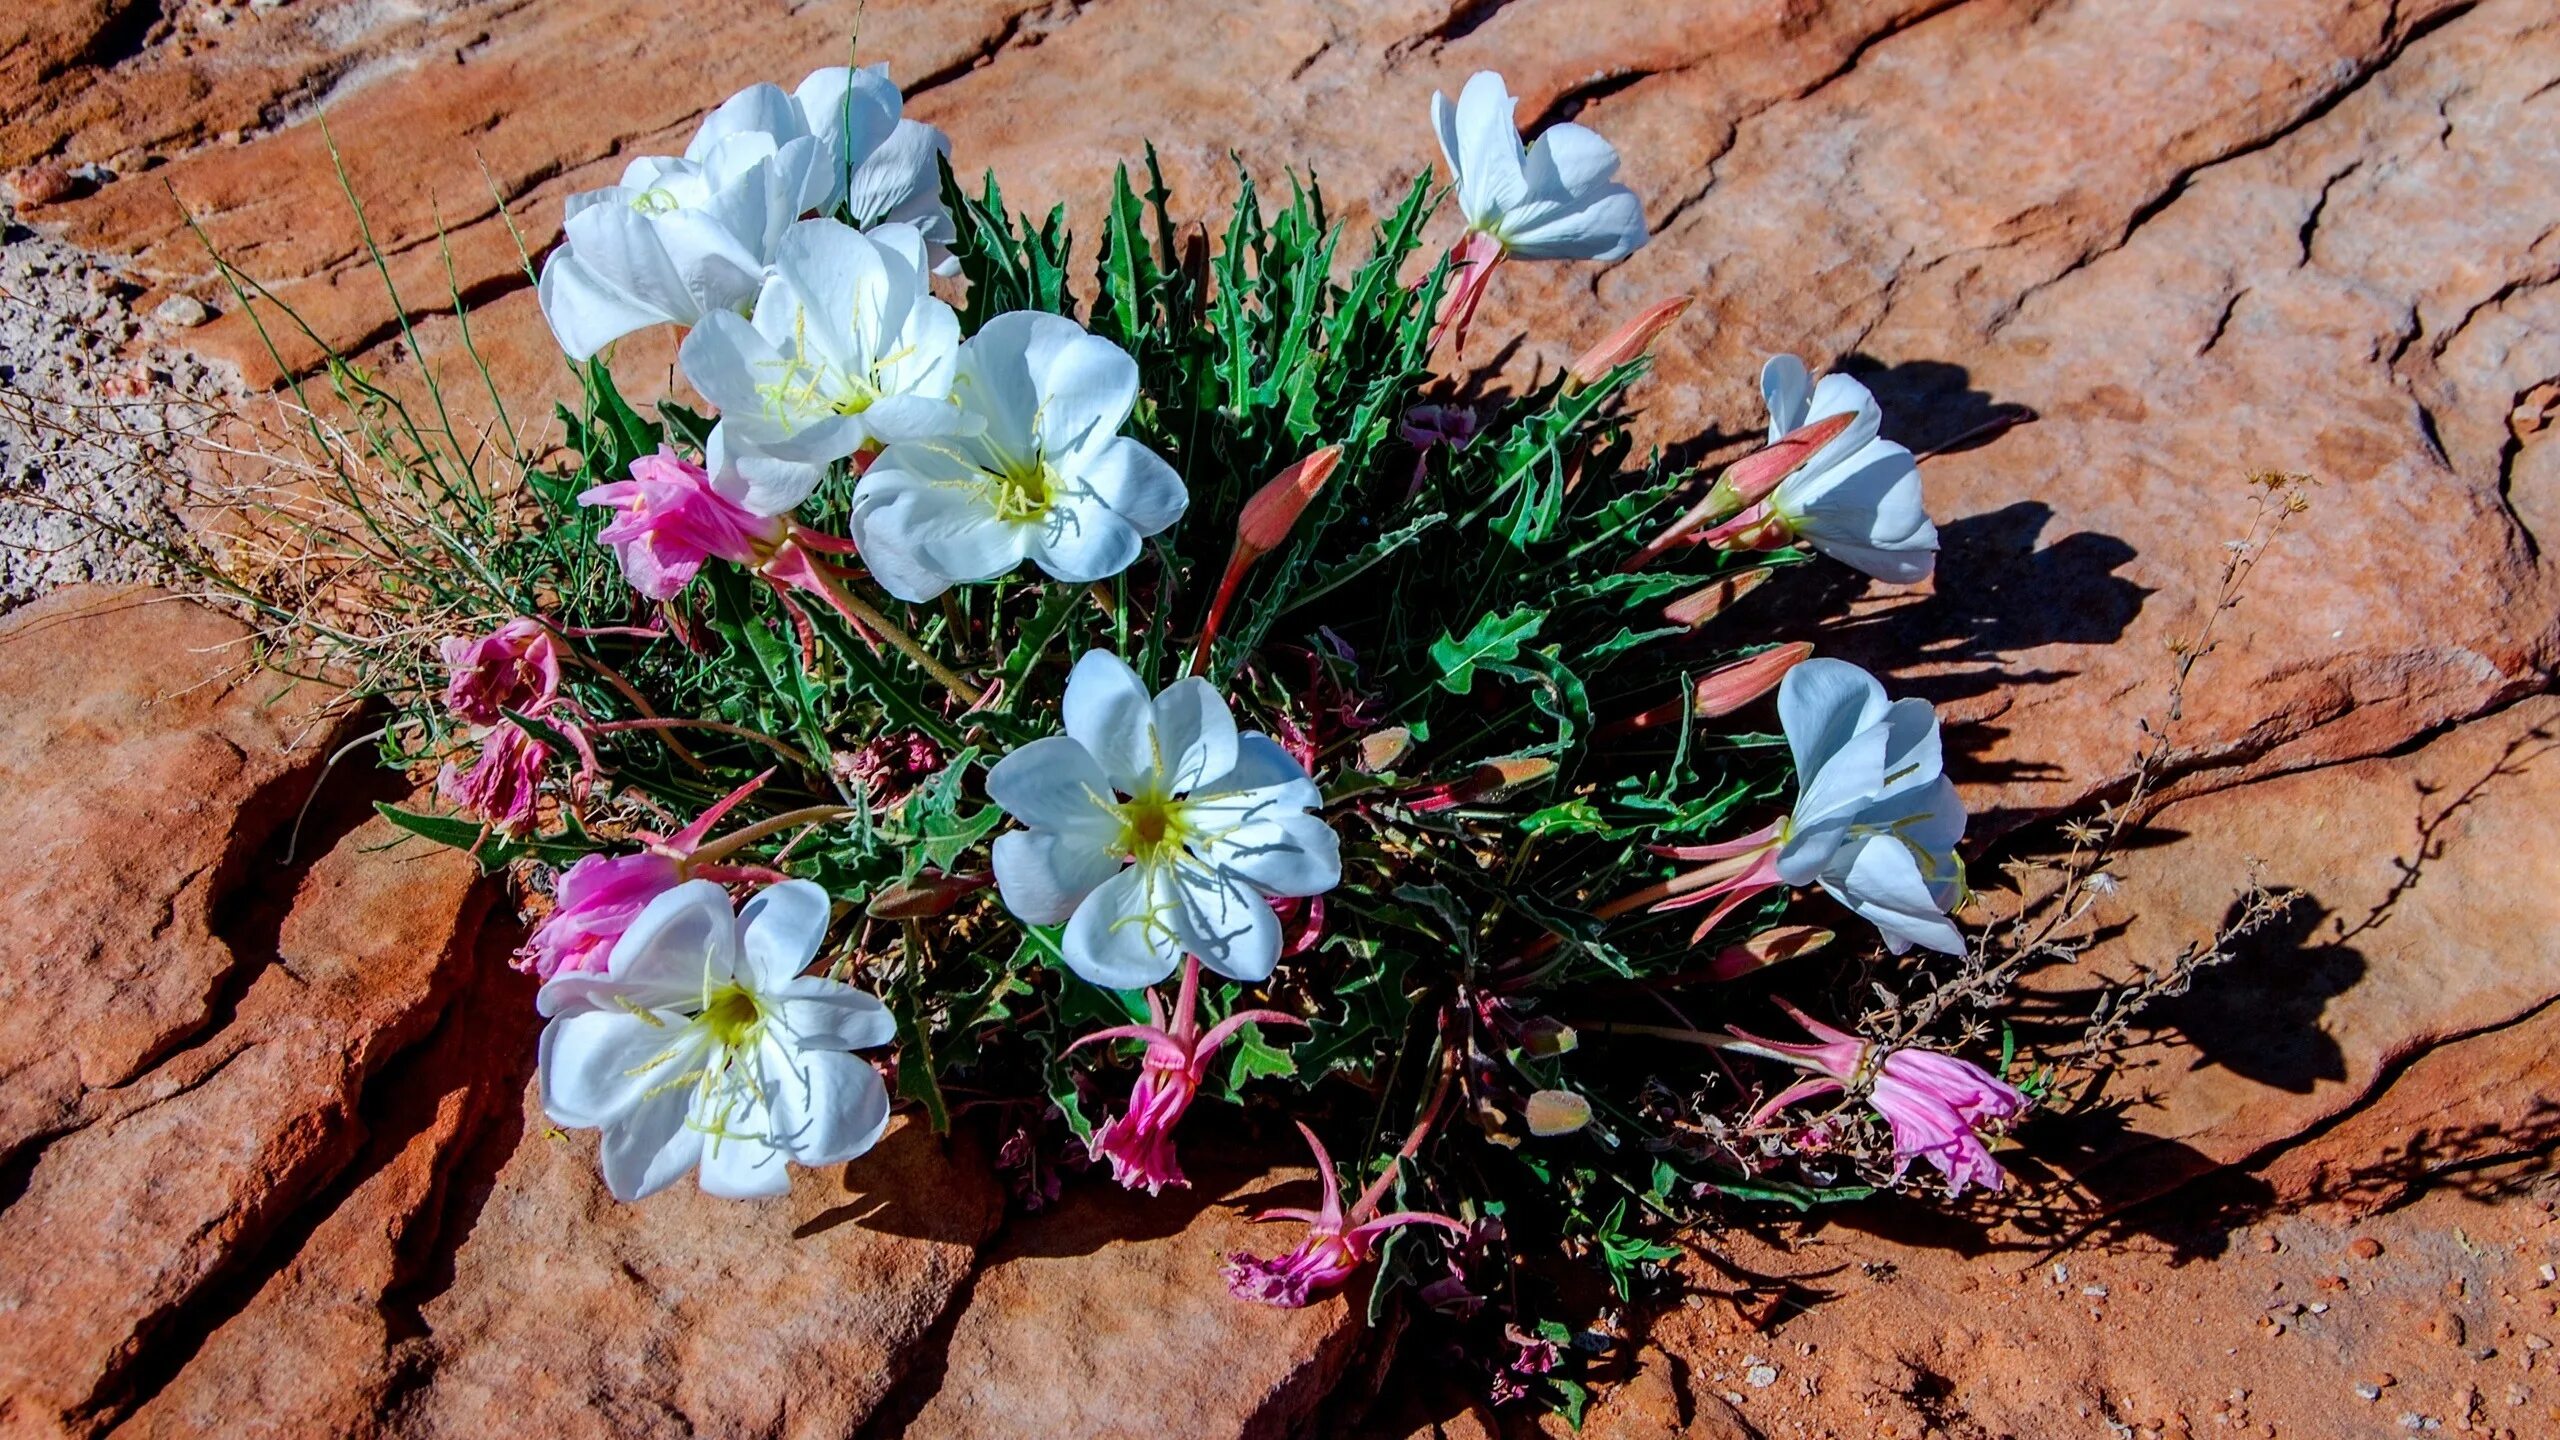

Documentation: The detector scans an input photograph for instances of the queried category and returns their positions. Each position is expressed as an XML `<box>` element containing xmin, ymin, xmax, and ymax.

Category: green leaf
<box><xmin>373</xmin><ymin>802</ymin><xmax>592</xmax><ymax>872</ymax></box>
<box><xmin>1218</xmin><ymin>1020</ymin><xmax>1299</xmax><ymax>1099</ymax></box>
<box><xmin>1430</xmin><ymin>607</ymin><xmax>1545</xmax><ymax>695</ymax></box>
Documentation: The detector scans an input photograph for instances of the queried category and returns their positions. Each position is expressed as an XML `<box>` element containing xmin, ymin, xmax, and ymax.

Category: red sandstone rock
<box><xmin>0</xmin><ymin>585</ymin><xmax>340</xmax><ymax>1164</ymax></box>
<box><xmin>894</xmin><ymin>1158</ymin><xmax>1362</xmax><ymax>1440</ymax></box>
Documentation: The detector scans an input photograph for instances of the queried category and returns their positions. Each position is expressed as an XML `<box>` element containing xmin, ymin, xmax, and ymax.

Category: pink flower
<box><xmin>1223</xmin><ymin>1122</ymin><xmax>1467</xmax><ymax>1308</ymax></box>
<box><xmin>1398</xmin><ymin>402</ymin><xmax>1482</xmax><ymax>496</ymax></box>
<box><xmin>1071</xmin><ymin>959</ymin><xmax>1303</xmax><ymax>1195</ymax></box>
<box><xmin>439</xmin><ymin>618</ymin><xmax>561</xmax><ymax>726</ymax></box>
<box><xmin>437</xmin><ymin>721</ymin><xmax>551</xmax><ymax>835</ymax></box>
<box><xmin>515</xmin><ymin>771</ymin><xmax>786</xmax><ymax>979</ymax></box>
<box><xmin>1735</xmin><ymin>1000</ymin><xmax>2028</xmax><ymax>1197</ymax></box>
<box><xmin>580</xmin><ymin>449</ymin><xmax>785</xmax><ymax>601</ymax></box>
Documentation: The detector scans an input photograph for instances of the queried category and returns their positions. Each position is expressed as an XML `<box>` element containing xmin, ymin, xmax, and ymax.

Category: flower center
<box><xmin>699</xmin><ymin>984</ymin><xmax>763</xmax><ymax>1050</ymax></box>
<box><xmin>1114</xmin><ymin>790</ymin><xmax>1192</xmax><ymax>865</ymax></box>
<box><xmin>986</xmin><ymin>458</ymin><xmax>1058</xmax><ymax>523</ymax></box>
<box><xmin>630</xmin><ymin>186</ymin><xmax>685</xmax><ymax>215</ymax></box>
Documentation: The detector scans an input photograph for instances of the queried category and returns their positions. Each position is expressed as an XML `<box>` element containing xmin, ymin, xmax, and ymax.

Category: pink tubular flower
<box><xmin>515</xmin><ymin>771</ymin><xmax>787</xmax><ymax>979</ymax></box>
<box><xmin>1429</xmin><ymin>229</ymin><xmax>1506</xmax><ymax>356</ymax></box>
<box><xmin>1223</xmin><ymin>1122</ymin><xmax>1468</xmax><ymax>1308</ymax></box>
<box><xmin>1071</xmin><ymin>959</ymin><xmax>1304</xmax><ymax>1195</ymax></box>
<box><xmin>440</xmin><ymin>618</ymin><xmax>561</xmax><ymax>725</ymax></box>
<box><xmin>580</xmin><ymin>449</ymin><xmax>786</xmax><ymax>602</ymax></box>
<box><xmin>1734</xmin><ymin>1000</ymin><xmax>2028</xmax><ymax>1197</ymax></box>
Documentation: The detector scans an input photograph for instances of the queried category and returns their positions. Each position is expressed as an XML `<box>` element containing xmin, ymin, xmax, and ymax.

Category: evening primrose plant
<box><xmin>208</xmin><ymin>60</ymin><xmax>2057</xmax><ymax>1417</ymax></box>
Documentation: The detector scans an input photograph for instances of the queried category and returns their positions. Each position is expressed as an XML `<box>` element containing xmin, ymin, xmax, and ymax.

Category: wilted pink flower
<box><xmin>1429</xmin><ymin>228</ymin><xmax>1505</xmax><ymax>356</ymax></box>
<box><xmin>437</xmin><ymin>721</ymin><xmax>551</xmax><ymax>835</ymax></box>
<box><xmin>440</xmin><ymin>618</ymin><xmax>561</xmax><ymax>726</ymax></box>
<box><xmin>1072</xmin><ymin>960</ymin><xmax>1303</xmax><ymax>1195</ymax></box>
<box><xmin>1223</xmin><ymin>1122</ymin><xmax>1467</xmax><ymax>1308</ymax></box>
<box><xmin>515</xmin><ymin>771</ymin><xmax>785</xmax><ymax>979</ymax></box>
<box><xmin>581</xmin><ymin>449</ymin><xmax>786</xmax><ymax>602</ymax></box>
<box><xmin>1734</xmin><ymin>1000</ymin><xmax>2027</xmax><ymax>1197</ymax></box>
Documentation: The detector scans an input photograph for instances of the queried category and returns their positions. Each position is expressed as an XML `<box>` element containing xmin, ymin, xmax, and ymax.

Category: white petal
<box><xmin>1504</xmin><ymin>185</ymin><xmax>1647</xmax><ymax>261</ymax></box>
<box><xmin>846</xmin><ymin>120</ymin><xmax>950</xmax><ymax>231</ymax></box>
<box><xmin>1075</xmin><ymin>435</ymin><xmax>1188</xmax><ymax>535</ymax></box>
<box><xmin>1871</xmin><ymin>696</ymin><xmax>1946</xmax><ymax>800</ymax></box>
<box><xmin>698</xmin><ymin>1130</ymin><xmax>792</xmax><ymax>1199</ymax></box>
<box><xmin>594</xmin><ymin>880</ymin><xmax>744</xmax><ymax>1003</ymax></box>
<box><xmin>688</xmin><ymin>82</ymin><xmax>805</xmax><ymax>163</ymax></box>
<box><xmin>1824</xmin><ymin>834</ymin><xmax>1965</xmax><ymax>956</ymax></box>
<box><xmin>1031</xmin><ymin>329</ymin><xmax>1141</xmax><ymax>462</ymax></box>
<box><xmin>1761</xmin><ymin>354</ymin><xmax>1813</xmax><ymax>442</ymax></box>
<box><xmin>1168</xmin><ymin>862</ymin><xmax>1284</xmax><ymax>983</ymax></box>
<box><xmin>678</xmin><ymin>310</ymin><xmax>782</xmax><ymax>418</ymax></box>
<box><xmin>770</xmin><ymin>977</ymin><xmax>898</xmax><ymax>1052</ymax></box>
<box><xmin>597</xmin><ymin>1088</ymin><xmax>704</xmax><ymax>1201</ymax></box>
<box><xmin>1026</xmin><ymin>496</ymin><xmax>1142</xmax><ymax>585</ymax></box>
<box><xmin>1523</xmin><ymin>121</ymin><xmax>1621</xmax><ymax>196</ymax></box>
<box><xmin>1194</xmin><ymin>811</ymin><xmax>1340</xmax><ymax>898</ymax></box>
<box><xmin>559</xmin><ymin>200</ymin><xmax>700</xmax><ymax>325</ymax></box>
<box><xmin>987</xmin><ymin>734</ymin><xmax>1120</xmax><ymax>829</ymax></box>
<box><xmin>736</xmin><ymin>879</ymin><xmax>834</xmax><ymax>990</ymax></box>
<box><xmin>1149</xmin><ymin>676</ymin><xmax>1240</xmax><ymax>795</ymax></box>
<box><xmin>706</xmin><ymin>425</ymin><xmax>826</xmax><ymax>517</ymax></box>
<box><xmin>1787</xmin><ymin>719</ymin><xmax>1890</xmax><ymax>844</ymax></box>
<box><xmin>1450</xmin><ymin>71</ymin><xmax>1528</xmax><ymax>230</ymax></box>
<box><xmin>951</xmin><ymin>311</ymin><xmax>1063</xmax><ymax>459</ymax></box>
<box><xmin>1196</xmin><ymin>733</ymin><xmax>1316</xmax><ymax>801</ymax></box>
<box><xmin>1782</xmin><ymin>440</ymin><xmax>1937</xmax><ymax>584</ymax></box>
<box><xmin>1802</xmin><ymin>372</ymin><xmax>1886</xmax><ymax>462</ymax></box>
<box><xmin>1777</xmin><ymin>659</ymin><xmax>1892</xmax><ymax>784</ymax></box>
<box><xmin>993</xmin><ymin>829</ymin><xmax>1129</xmax><ymax>925</ymax></box>
<box><xmin>1060</xmin><ymin>863</ymin><xmax>1184</xmax><ymax>989</ymax></box>
<box><xmin>763</xmin><ymin>1042</ymin><xmax>893</xmax><ymax>1166</ymax></box>
<box><xmin>1060</xmin><ymin>649</ymin><xmax>1161</xmax><ymax>793</ymax></box>
<box><xmin>538</xmin><ymin>242</ymin><xmax>671</xmax><ymax>361</ymax></box>
<box><xmin>849</xmin><ymin>452</ymin><xmax>979</xmax><ymax>601</ymax></box>
<box><xmin>538</xmin><ymin>1009</ymin><xmax>698</xmax><ymax>1129</ymax></box>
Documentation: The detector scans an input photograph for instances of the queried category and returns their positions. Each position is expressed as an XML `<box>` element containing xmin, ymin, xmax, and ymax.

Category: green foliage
<box><xmin>264</xmin><ymin>146</ymin><xmax>1849</xmax><ymax>1366</ymax></box>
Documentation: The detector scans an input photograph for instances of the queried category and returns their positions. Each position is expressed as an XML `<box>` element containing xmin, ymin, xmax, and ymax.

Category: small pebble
<box><xmin>1745</xmin><ymin>1363</ymin><xmax>1778</xmax><ymax>1389</ymax></box>
<box><xmin>152</xmin><ymin>294</ymin><xmax>209</xmax><ymax>329</ymax></box>
<box><xmin>2351</xmin><ymin>1237</ymin><xmax>2386</xmax><ymax>1260</ymax></box>
<box><xmin>2356</xmin><ymin>1383</ymin><xmax>2382</xmax><ymax>1401</ymax></box>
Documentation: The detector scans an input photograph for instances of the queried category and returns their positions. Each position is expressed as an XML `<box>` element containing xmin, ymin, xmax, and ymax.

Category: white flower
<box><xmin>1772</xmin><ymin>659</ymin><xmax>1966</xmax><ymax>955</ymax></box>
<box><xmin>678</xmin><ymin>218</ymin><xmax>965</xmax><ymax>515</ymax></box>
<box><xmin>1760</xmin><ymin>355</ymin><xmax>1939</xmax><ymax>583</ymax></box>
<box><xmin>536</xmin><ymin>130</ymin><xmax>832</xmax><ymax>362</ymax></box>
<box><xmin>535</xmin><ymin>878</ymin><xmax>893</xmax><ymax>1201</ymax></box>
<box><xmin>986</xmin><ymin>650</ymin><xmax>1339</xmax><ymax>990</ymax></box>
<box><xmin>847</xmin><ymin>312</ymin><xmax>1187</xmax><ymax>601</ymax></box>
<box><xmin>1431</xmin><ymin>70</ymin><xmax>1647</xmax><ymax>262</ymax></box>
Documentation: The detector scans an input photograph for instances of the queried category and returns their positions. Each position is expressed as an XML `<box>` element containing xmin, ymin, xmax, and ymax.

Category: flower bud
<box><xmin>1703</xmin><ymin>409</ymin><xmax>1857</xmax><ymax>515</ymax></box>
<box><xmin>1524</xmin><ymin>1090</ymin><xmax>1593</xmax><ymax>1137</ymax></box>
<box><xmin>1566</xmin><ymin>295</ymin><xmax>1692</xmax><ymax>390</ymax></box>
<box><xmin>866</xmin><ymin>869</ymin><xmax>992</xmax><ymax>920</ymax></box>
<box><xmin>1237</xmin><ymin>446</ymin><xmax>1343</xmax><ymax>560</ymax></box>
<box><xmin>1692</xmin><ymin>642</ymin><xmax>1813</xmax><ymax>718</ymax></box>
<box><xmin>1702</xmin><ymin>924</ymin><xmax>1833</xmax><ymax>981</ymax></box>
<box><xmin>1661</xmin><ymin>567</ymin><xmax>1773</xmax><ymax>629</ymax></box>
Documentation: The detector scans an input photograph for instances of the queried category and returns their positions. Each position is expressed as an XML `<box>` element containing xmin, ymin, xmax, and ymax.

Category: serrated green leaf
<box><xmin>1430</xmin><ymin>607</ymin><xmax>1545</xmax><ymax>694</ymax></box>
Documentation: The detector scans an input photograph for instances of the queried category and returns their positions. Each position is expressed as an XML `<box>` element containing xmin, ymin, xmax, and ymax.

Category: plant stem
<box><xmin>688</xmin><ymin>804</ymin><xmax>860</xmax><ymax>865</ymax></box>
<box><xmin>808</xmin><ymin>570</ymin><xmax>987</xmax><ymax>707</ymax></box>
<box><xmin>591</xmin><ymin>717</ymin><xmax>812</xmax><ymax>769</ymax></box>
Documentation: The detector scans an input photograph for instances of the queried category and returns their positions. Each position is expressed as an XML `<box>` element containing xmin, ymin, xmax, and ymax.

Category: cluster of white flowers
<box><xmin>527</xmin><ymin>61</ymin><xmax>1970</xmax><ymax>1206</ymax></box>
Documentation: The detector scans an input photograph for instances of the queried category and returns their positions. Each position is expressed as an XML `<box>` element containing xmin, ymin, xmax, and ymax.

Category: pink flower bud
<box><xmin>1661</xmin><ymin>567</ymin><xmax>1773</xmax><ymax>629</ymax></box>
<box><xmin>1567</xmin><ymin>295</ymin><xmax>1693</xmax><ymax>389</ymax></box>
<box><xmin>439</xmin><ymin>618</ymin><xmax>560</xmax><ymax>726</ymax></box>
<box><xmin>1237</xmin><ymin>446</ymin><xmax>1343</xmax><ymax>560</ymax></box>
<box><xmin>579</xmin><ymin>448</ymin><xmax>785</xmax><ymax>602</ymax></box>
<box><xmin>1711</xmin><ymin>409</ymin><xmax>1857</xmax><ymax>512</ymax></box>
<box><xmin>1692</xmin><ymin>642</ymin><xmax>1813</xmax><ymax>719</ymax></box>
